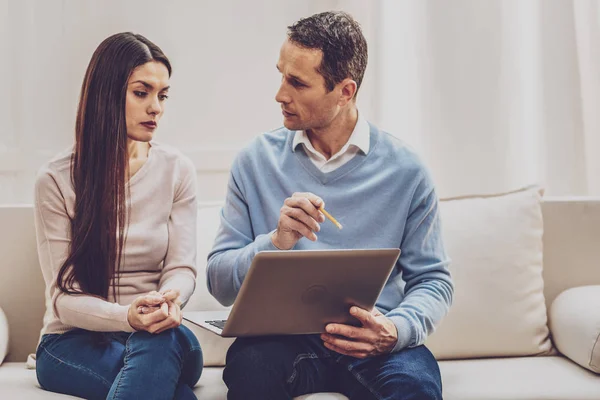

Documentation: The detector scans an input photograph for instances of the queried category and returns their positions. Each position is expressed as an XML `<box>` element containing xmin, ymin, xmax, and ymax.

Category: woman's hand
<box><xmin>137</xmin><ymin>289</ymin><xmax>181</xmax><ymax>314</ymax></box>
<box><xmin>160</xmin><ymin>289</ymin><xmax>182</xmax><ymax>307</ymax></box>
<box><xmin>147</xmin><ymin>301</ymin><xmax>183</xmax><ymax>334</ymax></box>
<box><xmin>127</xmin><ymin>293</ymin><xmax>169</xmax><ymax>332</ymax></box>
<box><xmin>129</xmin><ymin>290</ymin><xmax>183</xmax><ymax>334</ymax></box>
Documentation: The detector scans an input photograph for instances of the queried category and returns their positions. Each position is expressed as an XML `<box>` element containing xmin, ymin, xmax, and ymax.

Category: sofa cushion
<box><xmin>550</xmin><ymin>285</ymin><xmax>600</xmax><ymax>374</ymax></box>
<box><xmin>0</xmin><ymin>307</ymin><xmax>8</xmax><ymax>365</ymax></box>
<box><xmin>3</xmin><ymin>357</ymin><xmax>600</xmax><ymax>400</ymax></box>
<box><xmin>425</xmin><ymin>186</ymin><xmax>553</xmax><ymax>359</ymax></box>
<box><xmin>0</xmin><ymin>363</ymin><xmax>348</xmax><ymax>400</ymax></box>
<box><xmin>439</xmin><ymin>356</ymin><xmax>600</xmax><ymax>399</ymax></box>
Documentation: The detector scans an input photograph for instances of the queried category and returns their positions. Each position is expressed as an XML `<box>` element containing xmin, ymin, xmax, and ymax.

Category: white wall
<box><xmin>0</xmin><ymin>0</ymin><xmax>378</xmax><ymax>204</ymax></box>
<box><xmin>4</xmin><ymin>0</ymin><xmax>600</xmax><ymax>203</ymax></box>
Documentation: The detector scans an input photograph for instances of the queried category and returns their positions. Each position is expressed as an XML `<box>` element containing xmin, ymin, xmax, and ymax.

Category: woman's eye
<box><xmin>134</xmin><ymin>91</ymin><xmax>148</xmax><ymax>98</ymax></box>
<box><xmin>159</xmin><ymin>94</ymin><xmax>169</xmax><ymax>101</ymax></box>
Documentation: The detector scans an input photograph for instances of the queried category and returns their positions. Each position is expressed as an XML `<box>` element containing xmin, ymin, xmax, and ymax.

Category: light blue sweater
<box><xmin>207</xmin><ymin>123</ymin><xmax>453</xmax><ymax>352</ymax></box>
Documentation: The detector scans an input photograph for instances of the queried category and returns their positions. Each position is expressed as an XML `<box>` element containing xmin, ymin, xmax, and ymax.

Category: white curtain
<box><xmin>361</xmin><ymin>0</ymin><xmax>600</xmax><ymax>198</ymax></box>
<box><xmin>1</xmin><ymin>0</ymin><xmax>600</xmax><ymax>202</ymax></box>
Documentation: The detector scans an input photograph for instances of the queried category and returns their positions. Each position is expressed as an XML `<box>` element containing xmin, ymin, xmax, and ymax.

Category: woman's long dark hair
<box><xmin>56</xmin><ymin>33</ymin><xmax>171</xmax><ymax>304</ymax></box>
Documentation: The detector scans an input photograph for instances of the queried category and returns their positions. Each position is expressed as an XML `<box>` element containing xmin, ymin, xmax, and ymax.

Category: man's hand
<box><xmin>321</xmin><ymin>306</ymin><xmax>398</xmax><ymax>359</ymax></box>
<box><xmin>271</xmin><ymin>192</ymin><xmax>326</xmax><ymax>250</ymax></box>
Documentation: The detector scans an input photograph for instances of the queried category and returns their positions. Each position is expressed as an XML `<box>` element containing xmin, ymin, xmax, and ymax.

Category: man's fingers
<box><xmin>350</xmin><ymin>306</ymin><xmax>376</xmax><ymax>327</ymax></box>
<box><xmin>322</xmin><ymin>341</ymin><xmax>368</xmax><ymax>359</ymax></box>
<box><xmin>287</xmin><ymin>194</ymin><xmax>325</xmax><ymax>223</ymax></box>
<box><xmin>325</xmin><ymin>324</ymin><xmax>376</xmax><ymax>342</ymax></box>
<box><xmin>285</xmin><ymin>206</ymin><xmax>321</xmax><ymax>233</ymax></box>
<box><xmin>321</xmin><ymin>334</ymin><xmax>373</xmax><ymax>357</ymax></box>
<box><xmin>292</xmin><ymin>192</ymin><xmax>324</xmax><ymax>209</ymax></box>
<box><xmin>282</xmin><ymin>215</ymin><xmax>317</xmax><ymax>241</ymax></box>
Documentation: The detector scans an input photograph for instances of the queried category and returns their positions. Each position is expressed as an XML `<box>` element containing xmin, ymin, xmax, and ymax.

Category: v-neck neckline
<box><xmin>291</xmin><ymin>124</ymin><xmax>379</xmax><ymax>185</ymax></box>
<box><xmin>127</xmin><ymin>141</ymin><xmax>154</xmax><ymax>186</ymax></box>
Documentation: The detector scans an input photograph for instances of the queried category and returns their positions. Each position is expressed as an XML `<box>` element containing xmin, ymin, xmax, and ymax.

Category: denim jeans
<box><xmin>36</xmin><ymin>325</ymin><xmax>203</xmax><ymax>400</ymax></box>
<box><xmin>223</xmin><ymin>334</ymin><xmax>441</xmax><ymax>400</ymax></box>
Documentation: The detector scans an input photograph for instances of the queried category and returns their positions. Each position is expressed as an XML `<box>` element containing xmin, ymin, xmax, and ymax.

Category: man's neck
<box><xmin>306</xmin><ymin>106</ymin><xmax>358</xmax><ymax>160</ymax></box>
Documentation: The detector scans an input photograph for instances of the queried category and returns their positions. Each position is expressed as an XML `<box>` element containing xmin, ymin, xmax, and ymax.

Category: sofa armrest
<box><xmin>0</xmin><ymin>307</ymin><xmax>8</xmax><ymax>365</ymax></box>
<box><xmin>549</xmin><ymin>285</ymin><xmax>600</xmax><ymax>374</ymax></box>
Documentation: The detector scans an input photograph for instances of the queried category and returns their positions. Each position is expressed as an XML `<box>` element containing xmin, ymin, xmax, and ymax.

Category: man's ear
<box><xmin>337</xmin><ymin>78</ymin><xmax>358</xmax><ymax>106</ymax></box>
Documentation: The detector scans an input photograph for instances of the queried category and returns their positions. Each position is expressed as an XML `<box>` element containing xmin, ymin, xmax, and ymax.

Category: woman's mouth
<box><xmin>141</xmin><ymin>121</ymin><xmax>157</xmax><ymax>130</ymax></box>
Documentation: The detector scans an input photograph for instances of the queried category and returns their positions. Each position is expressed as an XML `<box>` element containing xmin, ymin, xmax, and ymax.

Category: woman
<box><xmin>33</xmin><ymin>32</ymin><xmax>202</xmax><ymax>399</ymax></box>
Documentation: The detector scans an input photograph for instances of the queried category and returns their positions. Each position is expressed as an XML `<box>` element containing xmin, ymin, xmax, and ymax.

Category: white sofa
<box><xmin>1</xmin><ymin>191</ymin><xmax>600</xmax><ymax>399</ymax></box>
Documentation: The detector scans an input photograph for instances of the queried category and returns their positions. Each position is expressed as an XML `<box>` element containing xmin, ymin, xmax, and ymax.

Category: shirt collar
<box><xmin>292</xmin><ymin>111</ymin><xmax>370</xmax><ymax>155</ymax></box>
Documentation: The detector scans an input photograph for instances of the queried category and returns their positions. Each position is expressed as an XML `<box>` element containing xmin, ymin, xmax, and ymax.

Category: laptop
<box><xmin>183</xmin><ymin>248</ymin><xmax>400</xmax><ymax>337</ymax></box>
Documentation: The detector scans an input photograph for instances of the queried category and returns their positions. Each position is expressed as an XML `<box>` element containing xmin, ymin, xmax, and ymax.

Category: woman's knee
<box><xmin>128</xmin><ymin>325</ymin><xmax>199</xmax><ymax>353</ymax></box>
<box><xmin>127</xmin><ymin>326</ymin><xmax>203</xmax><ymax>386</ymax></box>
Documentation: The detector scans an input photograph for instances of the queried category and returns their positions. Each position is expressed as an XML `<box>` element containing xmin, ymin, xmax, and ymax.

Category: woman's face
<box><xmin>125</xmin><ymin>61</ymin><xmax>170</xmax><ymax>142</ymax></box>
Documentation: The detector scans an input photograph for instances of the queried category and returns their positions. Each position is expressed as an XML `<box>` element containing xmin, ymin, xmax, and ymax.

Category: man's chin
<box><xmin>283</xmin><ymin>120</ymin><xmax>302</xmax><ymax>131</ymax></box>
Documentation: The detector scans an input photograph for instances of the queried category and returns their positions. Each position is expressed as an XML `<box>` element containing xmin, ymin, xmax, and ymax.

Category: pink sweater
<box><xmin>34</xmin><ymin>142</ymin><xmax>197</xmax><ymax>334</ymax></box>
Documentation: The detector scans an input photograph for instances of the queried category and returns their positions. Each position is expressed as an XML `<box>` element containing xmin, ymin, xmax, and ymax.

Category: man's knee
<box><xmin>223</xmin><ymin>338</ymin><xmax>291</xmax><ymax>397</ymax></box>
<box><xmin>376</xmin><ymin>372</ymin><xmax>441</xmax><ymax>400</ymax></box>
<box><xmin>225</xmin><ymin>338</ymin><xmax>286</xmax><ymax>378</ymax></box>
<box><xmin>404</xmin><ymin>374</ymin><xmax>442</xmax><ymax>400</ymax></box>
<box><xmin>361</xmin><ymin>345</ymin><xmax>442</xmax><ymax>400</ymax></box>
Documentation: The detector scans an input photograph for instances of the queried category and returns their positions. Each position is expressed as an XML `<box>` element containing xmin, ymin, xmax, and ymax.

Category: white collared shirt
<box><xmin>292</xmin><ymin>112</ymin><xmax>370</xmax><ymax>173</ymax></box>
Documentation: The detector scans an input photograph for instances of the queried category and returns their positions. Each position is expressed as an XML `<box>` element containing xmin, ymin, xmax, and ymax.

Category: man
<box><xmin>207</xmin><ymin>11</ymin><xmax>453</xmax><ymax>400</ymax></box>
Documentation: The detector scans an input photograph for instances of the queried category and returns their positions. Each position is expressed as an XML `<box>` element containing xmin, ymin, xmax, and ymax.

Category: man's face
<box><xmin>275</xmin><ymin>39</ymin><xmax>340</xmax><ymax>132</ymax></box>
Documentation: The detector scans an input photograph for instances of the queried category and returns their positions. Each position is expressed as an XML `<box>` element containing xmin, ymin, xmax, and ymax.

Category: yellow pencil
<box><xmin>319</xmin><ymin>206</ymin><xmax>343</xmax><ymax>230</ymax></box>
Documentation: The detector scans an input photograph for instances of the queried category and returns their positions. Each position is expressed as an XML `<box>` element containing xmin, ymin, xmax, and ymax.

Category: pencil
<box><xmin>319</xmin><ymin>206</ymin><xmax>343</xmax><ymax>230</ymax></box>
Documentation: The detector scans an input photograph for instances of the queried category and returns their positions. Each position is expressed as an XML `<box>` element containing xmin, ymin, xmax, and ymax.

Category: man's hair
<box><xmin>287</xmin><ymin>11</ymin><xmax>368</xmax><ymax>96</ymax></box>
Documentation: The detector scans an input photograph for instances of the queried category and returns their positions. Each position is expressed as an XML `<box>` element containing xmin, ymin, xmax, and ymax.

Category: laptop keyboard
<box><xmin>206</xmin><ymin>320</ymin><xmax>227</xmax><ymax>330</ymax></box>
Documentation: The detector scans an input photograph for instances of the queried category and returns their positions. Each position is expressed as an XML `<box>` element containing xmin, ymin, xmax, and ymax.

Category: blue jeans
<box><xmin>223</xmin><ymin>335</ymin><xmax>441</xmax><ymax>400</ymax></box>
<box><xmin>36</xmin><ymin>325</ymin><xmax>203</xmax><ymax>400</ymax></box>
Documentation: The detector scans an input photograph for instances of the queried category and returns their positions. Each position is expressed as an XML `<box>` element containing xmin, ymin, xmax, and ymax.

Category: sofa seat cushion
<box><xmin>2</xmin><ymin>357</ymin><xmax>599</xmax><ymax>400</ymax></box>
<box><xmin>440</xmin><ymin>356</ymin><xmax>600</xmax><ymax>400</ymax></box>
<box><xmin>0</xmin><ymin>362</ymin><xmax>76</xmax><ymax>399</ymax></box>
<box><xmin>0</xmin><ymin>363</ymin><xmax>348</xmax><ymax>400</ymax></box>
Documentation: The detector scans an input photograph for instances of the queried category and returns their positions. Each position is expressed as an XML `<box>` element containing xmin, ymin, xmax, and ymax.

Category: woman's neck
<box><xmin>126</xmin><ymin>139</ymin><xmax>150</xmax><ymax>179</ymax></box>
<box><xmin>127</xmin><ymin>139</ymin><xmax>150</xmax><ymax>160</ymax></box>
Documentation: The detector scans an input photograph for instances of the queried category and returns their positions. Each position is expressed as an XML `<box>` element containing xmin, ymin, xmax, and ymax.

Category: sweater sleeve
<box><xmin>386</xmin><ymin>176</ymin><xmax>454</xmax><ymax>352</ymax></box>
<box><xmin>158</xmin><ymin>156</ymin><xmax>198</xmax><ymax>308</ymax></box>
<box><xmin>205</xmin><ymin>157</ymin><xmax>278</xmax><ymax>306</ymax></box>
<box><xmin>34</xmin><ymin>169</ymin><xmax>134</xmax><ymax>333</ymax></box>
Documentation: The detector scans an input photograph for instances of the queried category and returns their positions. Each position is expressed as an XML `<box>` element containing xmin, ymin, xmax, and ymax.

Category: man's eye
<box><xmin>291</xmin><ymin>80</ymin><xmax>305</xmax><ymax>88</ymax></box>
<box><xmin>134</xmin><ymin>91</ymin><xmax>148</xmax><ymax>98</ymax></box>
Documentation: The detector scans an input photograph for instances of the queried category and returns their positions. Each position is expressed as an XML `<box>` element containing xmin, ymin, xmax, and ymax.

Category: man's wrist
<box><xmin>271</xmin><ymin>231</ymin><xmax>291</xmax><ymax>250</ymax></box>
<box><xmin>271</xmin><ymin>231</ymin><xmax>282</xmax><ymax>250</ymax></box>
